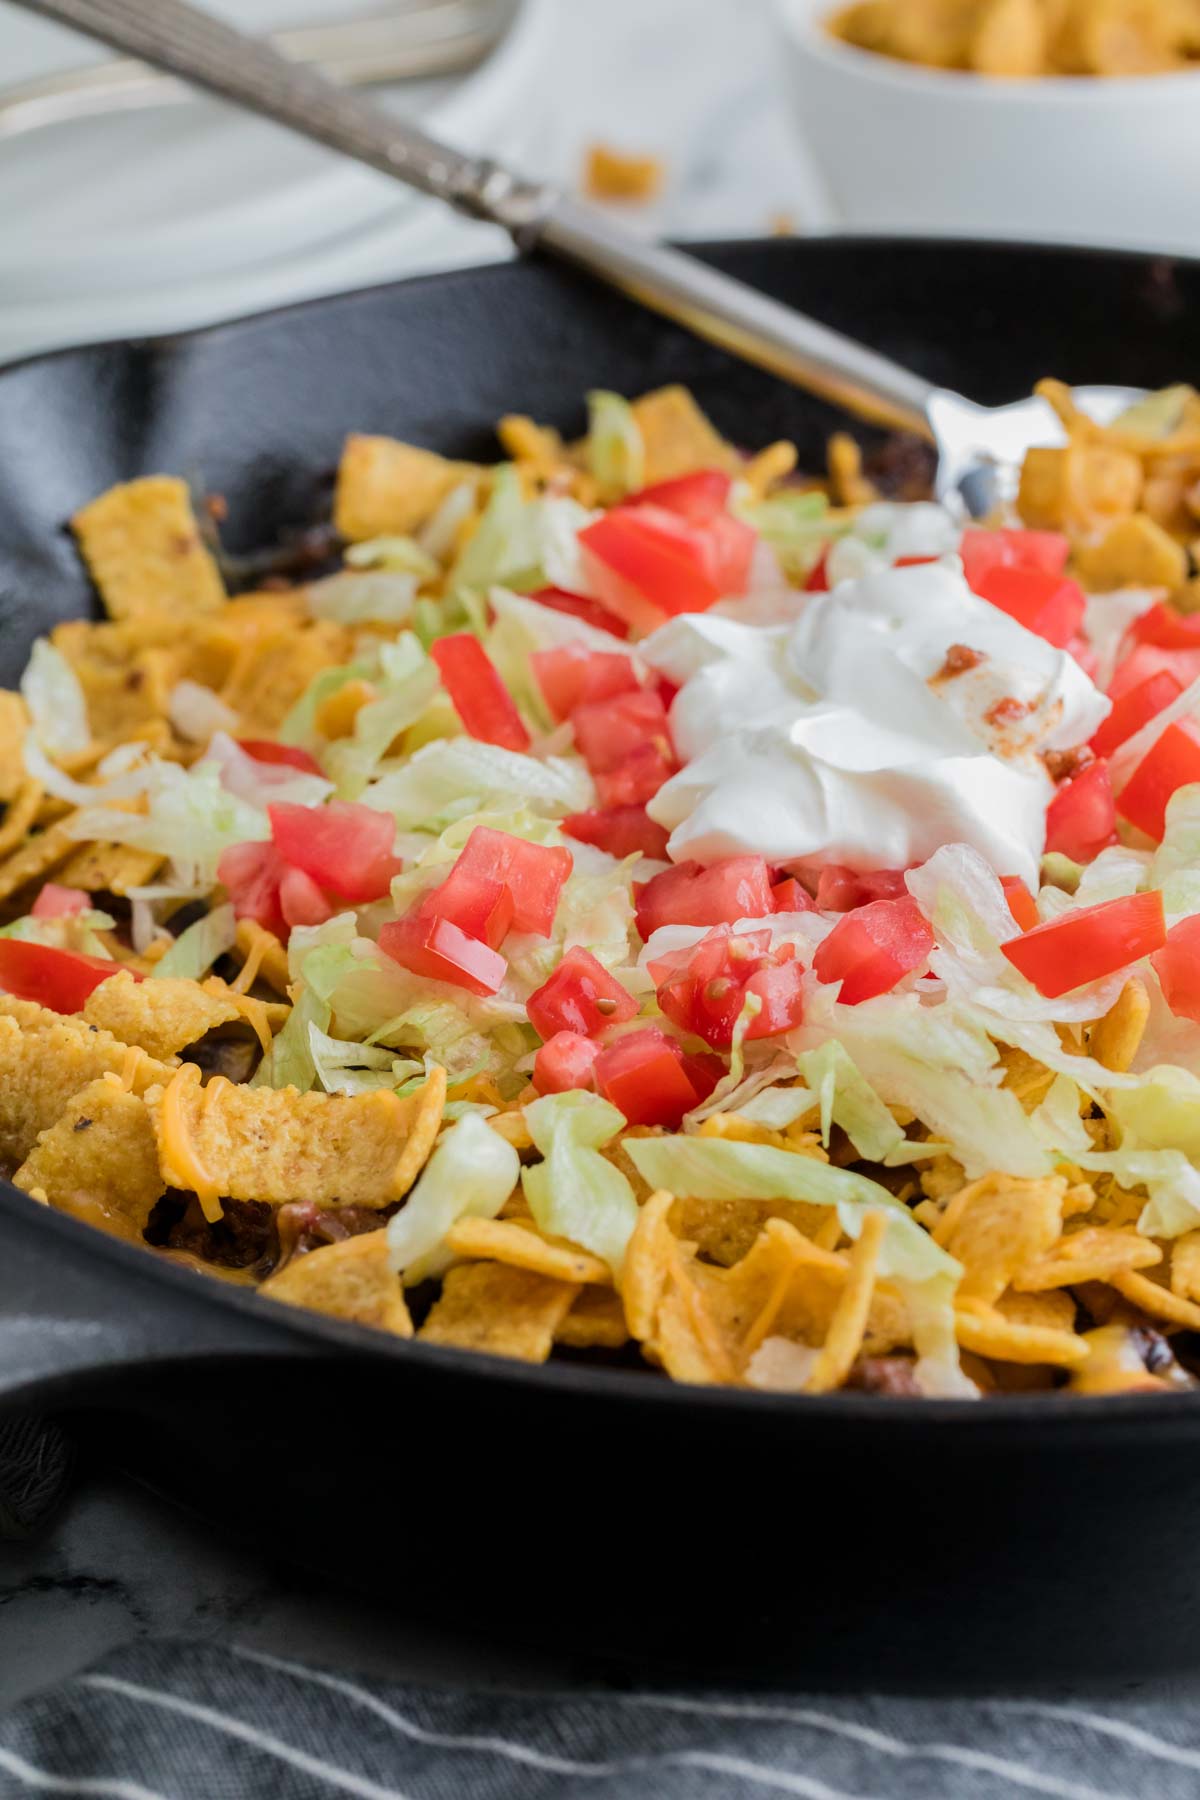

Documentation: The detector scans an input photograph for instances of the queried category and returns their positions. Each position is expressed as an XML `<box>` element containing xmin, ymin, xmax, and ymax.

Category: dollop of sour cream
<box><xmin>640</xmin><ymin>560</ymin><xmax>1111</xmax><ymax>887</ymax></box>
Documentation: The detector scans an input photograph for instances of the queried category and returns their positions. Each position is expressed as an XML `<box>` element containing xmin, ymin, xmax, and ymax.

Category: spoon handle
<box><xmin>15</xmin><ymin>0</ymin><xmax>935</xmax><ymax>437</ymax></box>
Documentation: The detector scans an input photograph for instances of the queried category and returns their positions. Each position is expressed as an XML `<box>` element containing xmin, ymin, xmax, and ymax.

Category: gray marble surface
<box><xmin>0</xmin><ymin>1465</ymin><xmax>568</xmax><ymax>1710</ymax></box>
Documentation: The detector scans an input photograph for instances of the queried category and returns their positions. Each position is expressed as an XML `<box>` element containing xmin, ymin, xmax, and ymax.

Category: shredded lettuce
<box><xmin>446</xmin><ymin>468</ymin><xmax>597</xmax><ymax>601</ymax></box>
<box><xmin>253</xmin><ymin>986</ymin><xmax>331</xmax><ymax>1092</ymax></box>
<box><xmin>22</xmin><ymin>732</ymin><xmax>155</xmax><ymax>809</ymax></box>
<box><xmin>736</xmin><ymin>1083</ymin><xmax>817</xmax><ymax>1129</ymax></box>
<box><xmin>319</xmin><ymin>634</ymin><xmax>442</xmax><ymax>800</ymax></box>
<box><xmin>521</xmin><ymin>1091</ymin><xmax>639</xmax><ymax>1273</ymax></box>
<box><xmin>387</xmin><ymin>1112</ymin><xmax>519</xmax><ymax>1284</ymax></box>
<box><xmin>0</xmin><ymin>908</ymin><xmax>115</xmax><ymax>956</ymax></box>
<box><xmin>306</xmin><ymin>1022</ymin><xmax>420</xmax><ymax>1096</ymax></box>
<box><xmin>21</xmin><ymin>638</ymin><xmax>89</xmax><ymax>755</ymax></box>
<box><xmin>623</xmin><ymin>1133</ymin><xmax>969</xmax><ymax>1395</ymax></box>
<box><xmin>417</xmin><ymin>478</ymin><xmax>478</xmax><ymax>561</ymax></box>
<box><xmin>305</xmin><ymin>570</ymin><xmax>419</xmax><ymax>627</ymax></box>
<box><xmin>735</xmin><ymin>490</ymin><xmax>837</xmax><ymax>581</ymax></box>
<box><xmin>447</xmin><ymin>465</ymin><xmax>536</xmax><ymax>595</ymax></box>
<box><xmin>1152</xmin><ymin>785</ymin><xmax>1200</xmax><ymax>920</ymax></box>
<box><xmin>793</xmin><ymin>983</ymin><xmax>1053</xmax><ymax>1180</ymax></box>
<box><xmin>278</xmin><ymin>654</ymin><xmax>378</xmax><ymax>749</ymax></box>
<box><xmin>153</xmin><ymin>903</ymin><xmax>235</xmax><ymax>981</ymax></box>
<box><xmin>168</xmin><ymin>681</ymin><xmax>239</xmax><ymax>744</ymax></box>
<box><xmin>585</xmin><ymin>390</ymin><xmax>645</xmax><ymax>500</ymax></box>
<box><xmin>201</xmin><ymin>732</ymin><xmax>332</xmax><ymax>809</ymax></box>
<box><xmin>363</xmin><ymin>737</ymin><xmax>591</xmax><ymax>829</ymax></box>
<box><xmin>796</xmin><ymin>1041</ymin><xmax>904</xmax><ymax>1162</ymax></box>
<box><xmin>68</xmin><ymin>762</ymin><xmax>267</xmax><ymax>887</ymax></box>
<box><xmin>344</xmin><ymin>536</ymin><xmax>441</xmax><ymax>581</ymax></box>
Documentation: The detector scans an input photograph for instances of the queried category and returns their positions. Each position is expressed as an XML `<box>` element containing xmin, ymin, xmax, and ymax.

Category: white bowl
<box><xmin>773</xmin><ymin>0</ymin><xmax>1200</xmax><ymax>252</ymax></box>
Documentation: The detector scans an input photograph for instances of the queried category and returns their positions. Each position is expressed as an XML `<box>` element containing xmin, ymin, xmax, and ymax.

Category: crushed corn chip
<box><xmin>262</xmin><ymin>1230</ymin><xmax>412</xmax><ymax>1337</ymax></box>
<box><xmin>149</xmin><ymin>1062</ymin><xmax>446</xmax><ymax>1219</ymax></box>
<box><xmin>83</xmin><ymin>969</ymin><xmax>242</xmax><ymax>1062</ymax></box>
<box><xmin>13</xmin><ymin>1074</ymin><xmax>161</xmax><ymax>1243</ymax></box>
<box><xmin>418</xmin><ymin>1261</ymin><xmax>578</xmax><ymax>1362</ymax></box>
<box><xmin>1014</xmin><ymin>1226</ymin><xmax>1162</xmax><ymax>1291</ymax></box>
<box><xmin>554</xmin><ymin>1287</ymin><xmax>630</xmax><ymax>1350</ymax></box>
<box><xmin>0</xmin><ymin>1006</ymin><xmax>170</xmax><ymax>1166</ymax></box>
<box><xmin>954</xmin><ymin>1298</ymin><xmax>1090</xmax><ymax>1367</ymax></box>
<box><xmin>629</xmin><ymin>387</ymin><xmax>737</xmax><ymax>485</ymax></box>
<box><xmin>72</xmin><ymin>476</ymin><xmax>226</xmax><ymax>621</ymax></box>
<box><xmin>941</xmin><ymin>1173</ymin><xmax>1066</xmax><ymax>1304</ymax></box>
<box><xmin>334</xmin><ymin>435</ymin><xmax>471</xmax><ymax>542</ymax></box>
<box><xmin>443</xmin><ymin>1214</ymin><xmax>612</xmax><ymax>1285</ymax></box>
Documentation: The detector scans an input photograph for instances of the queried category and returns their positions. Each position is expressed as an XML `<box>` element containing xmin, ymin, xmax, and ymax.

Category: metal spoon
<box><xmin>10</xmin><ymin>0</ymin><xmax>1145</xmax><ymax>514</ymax></box>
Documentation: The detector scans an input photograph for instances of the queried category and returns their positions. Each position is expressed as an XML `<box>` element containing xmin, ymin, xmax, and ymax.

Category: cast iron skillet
<box><xmin>4</xmin><ymin>239</ymin><xmax>1200</xmax><ymax>1688</ymax></box>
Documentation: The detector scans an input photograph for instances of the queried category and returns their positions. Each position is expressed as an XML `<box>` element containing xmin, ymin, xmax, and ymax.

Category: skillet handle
<box><xmin>0</xmin><ymin>1187</ymin><xmax>308</xmax><ymax>1414</ymax></box>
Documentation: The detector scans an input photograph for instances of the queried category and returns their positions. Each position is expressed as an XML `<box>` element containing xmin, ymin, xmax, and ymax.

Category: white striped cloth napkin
<box><xmin>1</xmin><ymin>1638</ymin><xmax>1199</xmax><ymax>1800</ymax></box>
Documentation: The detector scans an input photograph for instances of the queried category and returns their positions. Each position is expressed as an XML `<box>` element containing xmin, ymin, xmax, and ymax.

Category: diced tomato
<box><xmin>377</xmin><ymin>913</ymin><xmax>506</xmax><ymax>996</ymax></box>
<box><xmin>571</xmin><ymin>689</ymin><xmax>671</xmax><ymax>775</ymax></box>
<box><xmin>1002</xmin><ymin>890</ymin><xmax>1165</xmax><ymax>997</ymax></box>
<box><xmin>0</xmin><ymin>939</ymin><xmax>128</xmax><ymax>1013</ymax></box>
<box><xmin>1107</xmin><ymin>643</ymin><xmax>1200</xmax><ymax>704</ymax></box>
<box><xmin>1117</xmin><ymin>722</ymin><xmax>1200</xmax><ymax>842</ymax></box>
<box><xmin>526</xmin><ymin>586</ymin><xmax>630</xmax><ymax>640</ymax></box>
<box><xmin>1151</xmin><ymin>915</ymin><xmax>1200</xmax><ymax>1024</ymax></box>
<box><xmin>1090</xmin><ymin>671</ymin><xmax>1182</xmax><ymax>759</ymax></box>
<box><xmin>1000</xmin><ymin>875</ymin><xmax>1040</xmax><ymax>933</ymax></box>
<box><xmin>420</xmin><ymin>868</ymin><xmax>514</xmax><ymax>951</ymax></box>
<box><xmin>893</xmin><ymin>555</ymin><xmax>939</xmax><ymax>568</ymax></box>
<box><xmin>449</xmin><ymin>827</ymin><xmax>572</xmax><ymax>937</ymax></box>
<box><xmin>527</xmin><ymin>945</ymin><xmax>638</xmax><ymax>1040</ymax></box>
<box><xmin>654</xmin><ymin>925</ymin><xmax>804</xmax><ymax>1049</ymax></box>
<box><xmin>531</xmin><ymin>646</ymin><xmax>640</xmax><ymax>722</ymax></box>
<box><xmin>592</xmin><ymin>1026</ymin><xmax>708</xmax><ymax>1128</ymax></box>
<box><xmin>1131</xmin><ymin>601</ymin><xmax>1200</xmax><ymax>651</ymax></box>
<box><xmin>218</xmin><ymin>840</ymin><xmax>287</xmax><ymax>938</ymax></box>
<box><xmin>814</xmin><ymin>865</ymin><xmax>909</xmax><ymax>912</ymax></box>
<box><xmin>972</xmin><ymin>564</ymin><xmax>1086</xmax><ymax>650</ymax></box>
<box><xmin>532</xmin><ymin>1030</ymin><xmax>601</xmax><ymax>1095</ymax></box>
<box><xmin>628</xmin><ymin>470</ymin><xmax>732</xmax><ymax>522</ymax></box>
<box><xmin>31</xmin><ymin>883</ymin><xmax>89</xmax><ymax>920</ymax></box>
<box><xmin>278</xmin><ymin>865</ymin><xmax>334</xmax><ymax>930</ymax></box>
<box><xmin>678</xmin><ymin>1049</ymin><xmax>726</xmax><ymax>1103</ymax></box>
<box><xmin>959</xmin><ymin>527</ymin><xmax>1069</xmax><ymax>591</ymax></box>
<box><xmin>805</xmin><ymin>552</ymin><xmax>830</xmax><ymax>592</ymax></box>
<box><xmin>269</xmin><ymin>800</ymin><xmax>402</xmax><ymax>904</ymax></box>
<box><xmin>1044</xmin><ymin>760</ymin><xmax>1116</xmax><ymax>864</ymax></box>
<box><xmin>236</xmin><ymin>739</ymin><xmax>324</xmax><ymax>775</ymax></box>
<box><xmin>771</xmin><ymin>877</ymin><xmax>812</xmax><ymax>913</ymax></box>
<box><xmin>580</xmin><ymin>501</ymin><xmax>755</xmax><ymax>623</ymax></box>
<box><xmin>595</xmin><ymin>743</ymin><xmax>677</xmax><ymax>807</ymax></box>
<box><xmin>429</xmin><ymin>633</ymin><xmax>530</xmax><ymax>752</ymax></box>
<box><xmin>562</xmin><ymin>805</ymin><xmax>671</xmax><ymax>862</ymax></box>
<box><xmin>581</xmin><ymin>506</ymin><xmax>720</xmax><ymax>623</ymax></box>
<box><xmin>634</xmin><ymin>856</ymin><xmax>775</xmax><ymax>940</ymax></box>
<box><xmin>812</xmin><ymin>895</ymin><xmax>934</xmax><ymax>1005</ymax></box>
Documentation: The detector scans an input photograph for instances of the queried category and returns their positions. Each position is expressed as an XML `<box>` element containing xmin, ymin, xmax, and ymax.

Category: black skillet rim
<box><xmin>4</xmin><ymin>231</ymin><xmax>1200</xmax><ymax>1435</ymax></box>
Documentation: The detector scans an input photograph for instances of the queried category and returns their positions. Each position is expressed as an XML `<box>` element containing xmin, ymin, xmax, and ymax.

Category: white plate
<box><xmin>0</xmin><ymin>0</ymin><xmax>554</xmax><ymax>363</ymax></box>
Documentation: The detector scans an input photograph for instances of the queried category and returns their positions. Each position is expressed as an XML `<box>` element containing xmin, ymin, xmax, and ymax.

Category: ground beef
<box><xmin>145</xmin><ymin>1191</ymin><xmax>277</xmax><ymax>1272</ymax></box>
<box><xmin>862</xmin><ymin>433</ymin><xmax>938</xmax><ymax>502</ymax></box>
<box><xmin>845</xmin><ymin>1355</ymin><xmax>922</xmax><ymax>1397</ymax></box>
<box><xmin>273</xmin><ymin>1200</ymin><xmax>387</xmax><ymax>1272</ymax></box>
